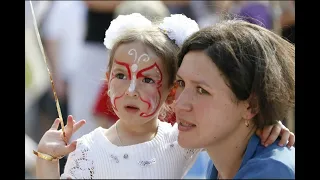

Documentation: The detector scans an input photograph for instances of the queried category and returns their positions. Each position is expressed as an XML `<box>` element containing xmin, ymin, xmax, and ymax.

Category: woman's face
<box><xmin>175</xmin><ymin>50</ymin><xmax>249</xmax><ymax>149</ymax></box>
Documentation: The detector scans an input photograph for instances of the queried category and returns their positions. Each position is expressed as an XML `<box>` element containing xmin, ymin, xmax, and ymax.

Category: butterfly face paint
<box><xmin>128</xmin><ymin>48</ymin><xmax>150</xmax><ymax>93</ymax></box>
<box><xmin>108</xmin><ymin>46</ymin><xmax>164</xmax><ymax>118</ymax></box>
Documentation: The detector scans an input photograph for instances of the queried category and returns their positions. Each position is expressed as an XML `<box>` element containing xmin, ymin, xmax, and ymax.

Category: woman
<box><xmin>174</xmin><ymin>19</ymin><xmax>295</xmax><ymax>178</ymax></box>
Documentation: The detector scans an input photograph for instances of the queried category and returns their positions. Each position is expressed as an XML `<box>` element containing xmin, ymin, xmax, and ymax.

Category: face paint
<box><xmin>128</xmin><ymin>48</ymin><xmax>150</xmax><ymax>93</ymax></box>
<box><xmin>109</xmin><ymin>48</ymin><xmax>163</xmax><ymax>118</ymax></box>
<box><xmin>109</xmin><ymin>60</ymin><xmax>131</xmax><ymax>111</ymax></box>
<box><xmin>136</xmin><ymin>63</ymin><xmax>163</xmax><ymax>117</ymax></box>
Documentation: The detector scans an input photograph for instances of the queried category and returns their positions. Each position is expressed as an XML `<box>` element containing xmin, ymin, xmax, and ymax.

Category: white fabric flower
<box><xmin>104</xmin><ymin>13</ymin><xmax>152</xmax><ymax>49</ymax></box>
<box><xmin>158</xmin><ymin>14</ymin><xmax>199</xmax><ymax>47</ymax></box>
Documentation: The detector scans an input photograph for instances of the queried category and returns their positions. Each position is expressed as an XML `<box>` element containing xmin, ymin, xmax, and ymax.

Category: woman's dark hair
<box><xmin>177</xmin><ymin>19</ymin><xmax>295</xmax><ymax>128</ymax></box>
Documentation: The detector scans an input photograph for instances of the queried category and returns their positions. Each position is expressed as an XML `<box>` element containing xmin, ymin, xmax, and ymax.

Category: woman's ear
<box><xmin>242</xmin><ymin>94</ymin><xmax>259</xmax><ymax>120</ymax></box>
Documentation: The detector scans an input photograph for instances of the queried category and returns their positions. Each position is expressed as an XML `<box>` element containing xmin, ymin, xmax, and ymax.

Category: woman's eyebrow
<box><xmin>176</xmin><ymin>74</ymin><xmax>211</xmax><ymax>87</ymax></box>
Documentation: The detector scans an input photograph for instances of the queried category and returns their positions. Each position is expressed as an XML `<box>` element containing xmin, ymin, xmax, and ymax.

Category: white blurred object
<box><xmin>25</xmin><ymin>1</ymin><xmax>52</xmax><ymax>28</ymax></box>
<box><xmin>25</xmin><ymin>28</ymin><xmax>51</xmax><ymax>112</ymax></box>
<box><xmin>115</xmin><ymin>1</ymin><xmax>170</xmax><ymax>20</ymax></box>
<box><xmin>25</xmin><ymin>1</ymin><xmax>52</xmax><ymax>112</ymax></box>
<box><xmin>41</xmin><ymin>1</ymin><xmax>86</xmax><ymax>82</ymax></box>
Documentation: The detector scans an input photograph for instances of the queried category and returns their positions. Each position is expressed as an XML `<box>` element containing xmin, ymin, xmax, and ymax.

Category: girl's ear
<box><xmin>166</xmin><ymin>84</ymin><xmax>177</xmax><ymax>105</ymax></box>
<box><xmin>106</xmin><ymin>72</ymin><xmax>110</xmax><ymax>82</ymax></box>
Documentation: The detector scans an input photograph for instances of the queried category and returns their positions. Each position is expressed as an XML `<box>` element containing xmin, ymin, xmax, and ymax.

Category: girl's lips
<box><xmin>124</xmin><ymin>105</ymin><xmax>140</xmax><ymax>113</ymax></box>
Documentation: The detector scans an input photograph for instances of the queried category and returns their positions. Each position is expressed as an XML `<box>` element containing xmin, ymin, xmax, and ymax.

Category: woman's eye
<box><xmin>115</xmin><ymin>73</ymin><xmax>127</xmax><ymax>80</ymax></box>
<box><xmin>176</xmin><ymin>80</ymin><xmax>185</xmax><ymax>87</ymax></box>
<box><xmin>142</xmin><ymin>77</ymin><xmax>155</xmax><ymax>84</ymax></box>
<box><xmin>197</xmin><ymin>87</ymin><xmax>209</xmax><ymax>95</ymax></box>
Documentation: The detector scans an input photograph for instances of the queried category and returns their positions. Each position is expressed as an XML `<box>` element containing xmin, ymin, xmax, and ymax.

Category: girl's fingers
<box><xmin>65</xmin><ymin>115</ymin><xmax>75</xmax><ymax>137</ymax></box>
<box><xmin>73</xmin><ymin>119</ymin><xmax>86</xmax><ymax>133</ymax></box>
<box><xmin>50</xmin><ymin>118</ymin><xmax>61</xmax><ymax>130</ymax></box>
<box><xmin>286</xmin><ymin>132</ymin><xmax>295</xmax><ymax>148</ymax></box>
<box><xmin>260</xmin><ymin>125</ymin><xmax>273</xmax><ymax>144</ymax></box>
<box><xmin>62</xmin><ymin>141</ymin><xmax>78</xmax><ymax>155</ymax></box>
<box><xmin>264</xmin><ymin>124</ymin><xmax>281</xmax><ymax>147</ymax></box>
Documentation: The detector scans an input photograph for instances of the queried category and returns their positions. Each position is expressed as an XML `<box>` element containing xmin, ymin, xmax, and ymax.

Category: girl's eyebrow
<box><xmin>141</xmin><ymin>71</ymin><xmax>159</xmax><ymax>77</ymax></box>
<box><xmin>112</xmin><ymin>66</ymin><xmax>126</xmax><ymax>72</ymax></box>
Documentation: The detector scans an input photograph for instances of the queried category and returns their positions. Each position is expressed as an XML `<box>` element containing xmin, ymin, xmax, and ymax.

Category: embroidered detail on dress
<box><xmin>138</xmin><ymin>158</ymin><xmax>156</xmax><ymax>167</ymax></box>
<box><xmin>68</xmin><ymin>145</ymin><xmax>95</xmax><ymax>179</ymax></box>
<box><xmin>110</xmin><ymin>154</ymin><xmax>120</xmax><ymax>163</ymax></box>
<box><xmin>123</xmin><ymin>154</ymin><xmax>129</xmax><ymax>159</ymax></box>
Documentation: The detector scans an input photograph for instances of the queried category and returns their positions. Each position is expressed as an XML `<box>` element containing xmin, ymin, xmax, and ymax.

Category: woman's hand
<box><xmin>256</xmin><ymin>121</ymin><xmax>295</xmax><ymax>148</ymax></box>
<box><xmin>37</xmin><ymin>115</ymin><xmax>86</xmax><ymax>158</ymax></box>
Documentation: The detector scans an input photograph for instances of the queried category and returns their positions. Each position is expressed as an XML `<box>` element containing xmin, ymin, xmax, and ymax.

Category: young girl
<box><xmin>35</xmin><ymin>13</ymin><xmax>295</xmax><ymax>179</ymax></box>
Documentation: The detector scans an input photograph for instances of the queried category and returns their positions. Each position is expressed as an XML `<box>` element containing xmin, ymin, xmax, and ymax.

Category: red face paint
<box><xmin>109</xmin><ymin>60</ymin><xmax>163</xmax><ymax>118</ymax></box>
<box><xmin>136</xmin><ymin>63</ymin><xmax>163</xmax><ymax>117</ymax></box>
<box><xmin>110</xmin><ymin>60</ymin><xmax>132</xmax><ymax>111</ymax></box>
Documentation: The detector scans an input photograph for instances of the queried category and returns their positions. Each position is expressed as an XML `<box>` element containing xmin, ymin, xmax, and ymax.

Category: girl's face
<box><xmin>108</xmin><ymin>41</ymin><xmax>170</xmax><ymax>125</ymax></box>
<box><xmin>174</xmin><ymin>50</ymin><xmax>252</xmax><ymax>149</ymax></box>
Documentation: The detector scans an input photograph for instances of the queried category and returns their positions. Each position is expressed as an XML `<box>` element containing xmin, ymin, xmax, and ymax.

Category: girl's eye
<box><xmin>142</xmin><ymin>77</ymin><xmax>155</xmax><ymax>84</ymax></box>
<box><xmin>197</xmin><ymin>87</ymin><xmax>209</xmax><ymax>95</ymax></box>
<box><xmin>115</xmin><ymin>73</ymin><xmax>127</xmax><ymax>80</ymax></box>
<box><xmin>176</xmin><ymin>80</ymin><xmax>185</xmax><ymax>87</ymax></box>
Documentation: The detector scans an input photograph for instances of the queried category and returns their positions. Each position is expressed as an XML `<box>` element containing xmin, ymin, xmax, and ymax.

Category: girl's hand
<box><xmin>37</xmin><ymin>115</ymin><xmax>86</xmax><ymax>158</ymax></box>
<box><xmin>256</xmin><ymin>121</ymin><xmax>295</xmax><ymax>148</ymax></box>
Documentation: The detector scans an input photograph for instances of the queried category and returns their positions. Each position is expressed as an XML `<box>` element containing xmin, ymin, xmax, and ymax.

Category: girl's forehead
<box><xmin>113</xmin><ymin>42</ymin><xmax>163</xmax><ymax>68</ymax></box>
<box><xmin>114</xmin><ymin>41</ymin><xmax>159</xmax><ymax>60</ymax></box>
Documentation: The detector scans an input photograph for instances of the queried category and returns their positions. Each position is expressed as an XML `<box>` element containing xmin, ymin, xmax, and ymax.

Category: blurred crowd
<box><xmin>25</xmin><ymin>1</ymin><xmax>295</xmax><ymax>178</ymax></box>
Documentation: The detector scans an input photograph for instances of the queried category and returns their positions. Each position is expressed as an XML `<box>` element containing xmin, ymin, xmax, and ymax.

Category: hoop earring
<box><xmin>245</xmin><ymin>120</ymin><xmax>250</xmax><ymax>127</ymax></box>
<box><xmin>107</xmin><ymin>90</ymin><xmax>111</xmax><ymax>96</ymax></box>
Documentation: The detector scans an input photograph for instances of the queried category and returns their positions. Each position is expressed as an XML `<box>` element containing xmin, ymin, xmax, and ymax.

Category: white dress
<box><xmin>61</xmin><ymin>121</ymin><xmax>201</xmax><ymax>179</ymax></box>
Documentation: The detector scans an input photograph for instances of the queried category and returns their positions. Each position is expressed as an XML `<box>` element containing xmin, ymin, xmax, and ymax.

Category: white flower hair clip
<box><xmin>158</xmin><ymin>14</ymin><xmax>199</xmax><ymax>48</ymax></box>
<box><xmin>104</xmin><ymin>13</ymin><xmax>152</xmax><ymax>49</ymax></box>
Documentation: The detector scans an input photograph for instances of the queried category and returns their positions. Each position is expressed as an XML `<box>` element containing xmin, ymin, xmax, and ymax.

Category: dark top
<box><xmin>85</xmin><ymin>9</ymin><xmax>114</xmax><ymax>44</ymax></box>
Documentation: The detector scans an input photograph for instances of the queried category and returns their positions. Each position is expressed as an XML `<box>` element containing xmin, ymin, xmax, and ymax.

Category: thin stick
<box><xmin>29</xmin><ymin>1</ymin><xmax>66</xmax><ymax>138</ymax></box>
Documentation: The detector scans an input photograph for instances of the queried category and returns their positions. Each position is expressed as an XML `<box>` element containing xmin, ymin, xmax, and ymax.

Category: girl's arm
<box><xmin>35</xmin><ymin>116</ymin><xmax>85</xmax><ymax>179</ymax></box>
<box><xmin>256</xmin><ymin>121</ymin><xmax>295</xmax><ymax>147</ymax></box>
<box><xmin>36</xmin><ymin>158</ymin><xmax>60</xmax><ymax>179</ymax></box>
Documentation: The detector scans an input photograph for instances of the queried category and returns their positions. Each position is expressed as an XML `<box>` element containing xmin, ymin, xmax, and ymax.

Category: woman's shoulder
<box><xmin>237</xmin><ymin>145</ymin><xmax>295</xmax><ymax>178</ymax></box>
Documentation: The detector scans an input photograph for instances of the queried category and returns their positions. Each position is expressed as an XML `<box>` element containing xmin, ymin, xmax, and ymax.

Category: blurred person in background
<box><xmin>68</xmin><ymin>1</ymin><xmax>122</xmax><ymax>142</ymax></box>
<box><xmin>25</xmin><ymin>134</ymin><xmax>37</xmax><ymax>178</ymax></box>
<box><xmin>25</xmin><ymin>0</ymin><xmax>52</xmax><ymax>143</ymax></box>
<box><xmin>278</xmin><ymin>0</ymin><xmax>295</xmax><ymax>132</ymax></box>
<box><xmin>189</xmin><ymin>1</ymin><xmax>222</xmax><ymax>28</ymax></box>
<box><xmin>40</xmin><ymin>0</ymin><xmax>86</xmax><ymax>175</ymax></box>
<box><xmin>279</xmin><ymin>0</ymin><xmax>295</xmax><ymax>44</ymax></box>
<box><xmin>224</xmin><ymin>1</ymin><xmax>274</xmax><ymax>30</ymax></box>
<box><xmin>162</xmin><ymin>1</ymin><xmax>197</xmax><ymax>21</ymax></box>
